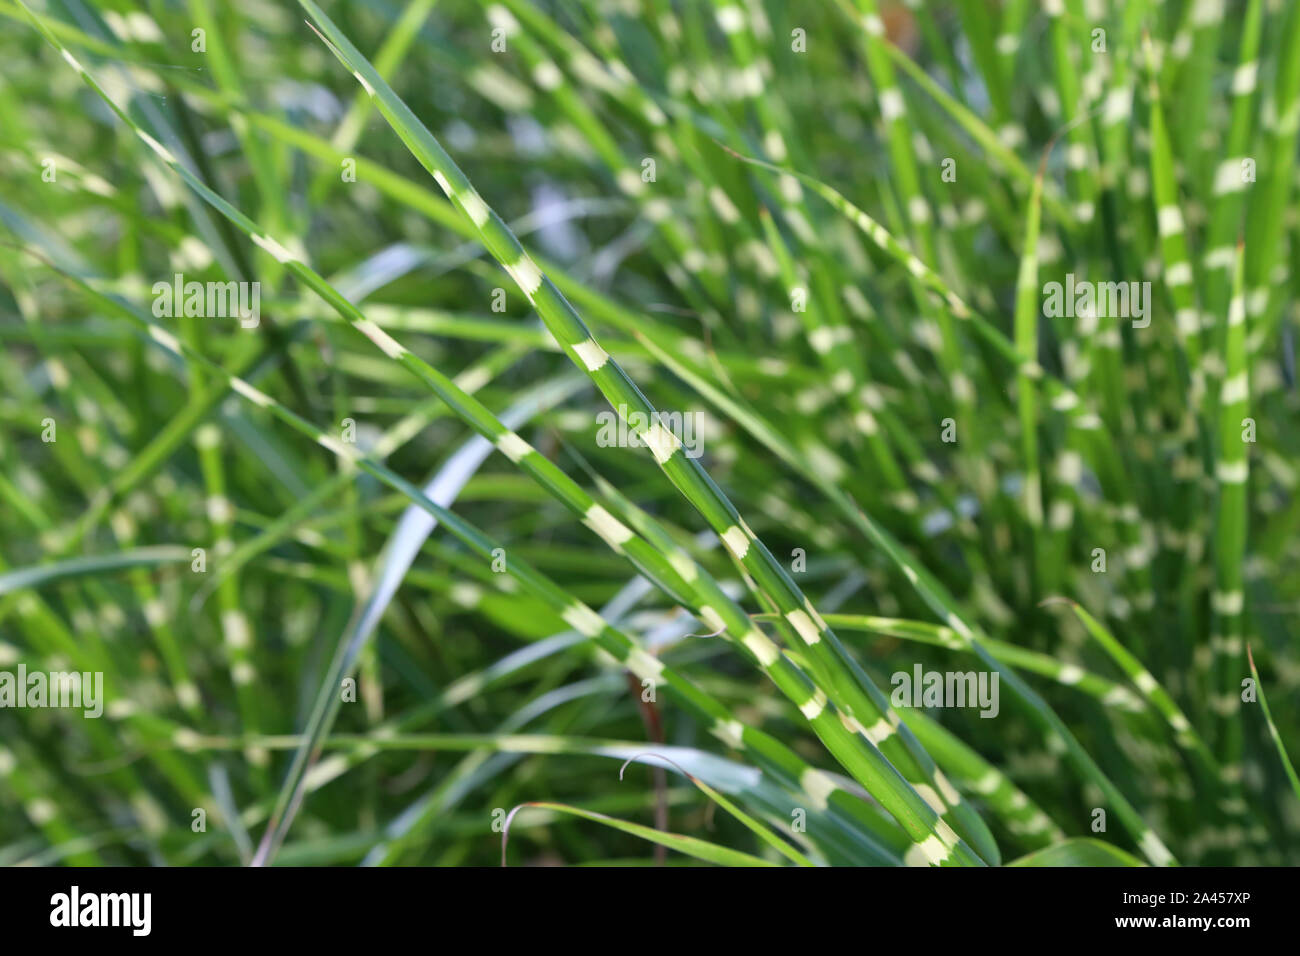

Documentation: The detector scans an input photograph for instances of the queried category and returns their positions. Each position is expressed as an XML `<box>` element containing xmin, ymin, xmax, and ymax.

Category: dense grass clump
<box><xmin>0</xmin><ymin>0</ymin><xmax>1297</xmax><ymax>867</ymax></box>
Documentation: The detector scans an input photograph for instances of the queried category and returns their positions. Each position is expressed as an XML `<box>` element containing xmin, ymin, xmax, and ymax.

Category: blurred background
<box><xmin>1</xmin><ymin>0</ymin><xmax>1297</xmax><ymax>866</ymax></box>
